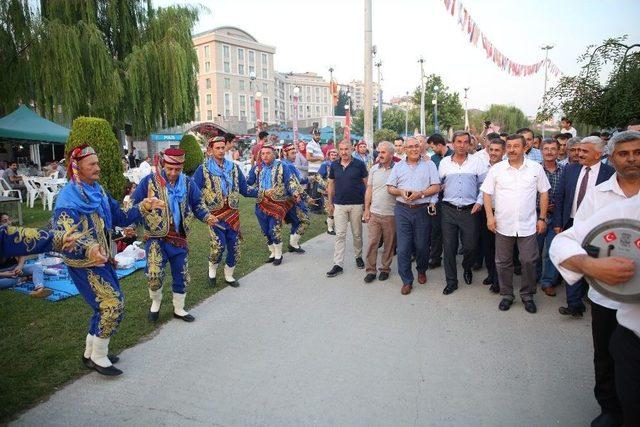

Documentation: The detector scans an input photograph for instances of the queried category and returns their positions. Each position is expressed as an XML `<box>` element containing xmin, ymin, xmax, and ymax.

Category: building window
<box><xmin>239</xmin><ymin>95</ymin><xmax>246</xmax><ymax>119</ymax></box>
<box><xmin>204</xmin><ymin>45</ymin><xmax>210</xmax><ymax>58</ymax></box>
<box><xmin>206</xmin><ymin>94</ymin><xmax>212</xmax><ymax>106</ymax></box>
<box><xmin>248</xmin><ymin>65</ymin><xmax>255</xmax><ymax>76</ymax></box>
<box><xmin>223</xmin><ymin>44</ymin><xmax>230</xmax><ymax>59</ymax></box>
<box><xmin>223</xmin><ymin>61</ymin><xmax>230</xmax><ymax>73</ymax></box>
<box><xmin>224</xmin><ymin>93</ymin><xmax>232</xmax><ymax>116</ymax></box>
<box><xmin>238</xmin><ymin>48</ymin><xmax>244</xmax><ymax>61</ymax></box>
<box><xmin>262</xmin><ymin>97</ymin><xmax>269</xmax><ymax>122</ymax></box>
<box><xmin>248</xmin><ymin>50</ymin><xmax>255</xmax><ymax>64</ymax></box>
<box><xmin>262</xmin><ymin>67</ymin><xmax>268</xmax><ymax>79</ymax></box>
<box><xmin>205</xmin><ymin>78</ymin><xmax>211</xmax><ymax>89</ymax></box>
<box><xmin>262</xmin><ymin>83</ymin><xmax>268</xmax><ymax>94</ymax></box>
<box><xmin>261</xmin><ymin>52</ymin><xmax>268</xmax><ymax>66</ymax></box>
<box><xmin>239</xmin><ymin>80</ymin><xmax>245</xmax><ymax>91</ymax></box>
<box><xmin>207</xmin><ymin>110</ymin><xmax>212</xmax><ymax>120</ymax></box>
<box><xmin>205</xmin><ymin>61</ymin><xmax>211</xmax><ymax>72</ymax></box>
<box><xmin>238</xmin><ymin>63</ymin><xmax>245</xmax><ymax>75</ymax></box>
<box><xmin>249</xmin><ymin>96</ymin><xmax>255</xmax><ymax>121</ymax></box>
<box><xmin>224</xmin><ymin>78</ymin><xmax>230</xmax><ymax>89</ymax></box>
<box><xmin>316</xmin><ymin>106</ymin><xmax>320</xmax><ymax>114</ymax></box>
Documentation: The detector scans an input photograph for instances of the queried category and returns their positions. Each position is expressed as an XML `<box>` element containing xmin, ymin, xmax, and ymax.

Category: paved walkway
<box><xmin>15</xmin><ymin>231</ymin><xmax>597</xmax><ymax>426</ymax></box>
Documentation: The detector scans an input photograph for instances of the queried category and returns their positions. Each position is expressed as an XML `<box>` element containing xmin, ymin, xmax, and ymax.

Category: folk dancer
<box><xmin>132</xmin><ymin>149</ymin><xmax>216</xmax><ymax>323</ymax></box>
<box><xmin>246</xmin><ymin>140</ymin><xmax>303</xmax><ymax>265</ymax></box>
<box><xmin>317</xmin><ymin>148</ymin><xmax>338</xmax><ymax>235</ymax></box>
<box><xmin>54</xmin><ymin>144</ymin><xmax>158</xmax><ymax>376</ymax></box>
<box><xmin>353</xmin><ymin>140</ymin><xmax>372</xmax><ymax>169</ymax></box>
<box><xmin>281</xmin><ymin>142</ymin><xmax>311</xmax><ymax>253</ymax></box>
<box><xmin>193</xmin><ymin>136</ymin><xmax>249</xmax><ymax>288</ymax></box>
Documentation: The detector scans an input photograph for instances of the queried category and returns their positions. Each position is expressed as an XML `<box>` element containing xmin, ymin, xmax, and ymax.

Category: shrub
<box><xmin>374</xmin><ymin>128</ymin><xmax>398</xmax><ymax>144</ymax></box>
<box><xmin>65</xmin><ymin>117</ymin><xmax>127</xmax><ymax>200</ymax></box>
<box><xmin>179</xmin><ymin>133</ymin><xmax>204</xmax><ymax>175</ymax></box>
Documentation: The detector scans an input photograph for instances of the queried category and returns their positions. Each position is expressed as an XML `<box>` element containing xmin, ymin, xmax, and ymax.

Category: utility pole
<box><xmin>540</xmin><ymin>44</ymin><xmax>554</xmax><ymax>137</ymax></box>
<box><xmin>364</xmin><ymin>0</ymin><xmax>373</xmax><ymax>152</ymax></box>
<box><xmin>419</xmin><ymin>56</ymin><xmax>425</xmax><ymax>135</ymax></box>
<box><xmin>404</xmin><ymin>91</ymin><xmax>409</xmax><ymax>137</ymax></box>
<box><xmin>329</xmin><ymin>67</ymin><xmax>336</xmax><ymax>142</ymax></box>
<box><xmin>375</xmin><ymin>60</ymin><xmax>382</xmax><ymax>130</ymax></box>
<box><xmin>463</xmin><ymin>87</ymin><xmax>470</xmax><ymax>131</ymax></box>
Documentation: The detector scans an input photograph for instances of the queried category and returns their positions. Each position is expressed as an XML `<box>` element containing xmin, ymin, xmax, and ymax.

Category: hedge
<box><xmin>179</xmin><ymin>133</ymin><xmax>204</xmax><ymax>175</ymax></box>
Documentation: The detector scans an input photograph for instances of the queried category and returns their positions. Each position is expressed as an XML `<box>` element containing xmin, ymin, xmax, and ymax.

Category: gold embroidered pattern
<box><xmin>296</xmin><ymin>207</ymin><xmax>310</xmax><ymax>236</ymax></box>
<box><xmin>182</xmin><ymin>256</ymin><xmax>190</xmax><ymax>287</ymax></box>
<box><xmin>6</xmin><ymin>226</ymin><xmax>49</xmax><ymax>252</ymax></box>
<box><xmin>143</xmin><ymin>177</ymin><xmax>170</xmax><ymax>237</ymax></box>
<box><xmin>232</xmin><ymin>234</ymin><xmax>241</xmax><ymax>266</ymax></box>
<box><xmin>87</xmin><ymin>270</ymin><xmax>123</xmax><ymax>338</ymax></box>
<box><xmin>147</xmin><ymin>240</ymin><xmax>164</xmax><ymax>291</ymax></box>
<box><xmin>273</xmin><ymin>220</ymin><xmax>282</xmax><ymax>243</ymax></box>
<box><xmin>209</xmin><ymin>227</ymin><xmax>223</xmax><ymax>263</ymax></box>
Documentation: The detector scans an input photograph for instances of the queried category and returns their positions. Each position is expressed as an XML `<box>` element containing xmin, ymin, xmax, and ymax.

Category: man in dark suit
<box><xmin>553</xmin><ymin>136</ymin><xmax>615</xmax><ymax>317</ymax></box>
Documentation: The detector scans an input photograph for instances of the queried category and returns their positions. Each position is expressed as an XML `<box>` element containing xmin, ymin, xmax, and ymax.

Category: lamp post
<box><xmin>540</xmin><ymin>44</ymin><xmax>554</xmax><ymax>137</ymax></box>
<box><xmin>293</xmin><ymin>86</ymin><xmax>300</xmax><ymax>144</ymax></box>
<box><xmin>344</xmin><ymin>91</ymin><xmax>352</xmax><ymax>142</ymax></box>
<box><xmin>404</xmin><ymin>91</ymin><xmax>409</xmax><ymax>137</ymax></box>
<box><xmin>432</xmin><ymin>85</ymin><xmax>439</xmax><ymax>134</ymax></box>
<box><xmin>255</xmin><ymin>91</ymin><xmax>262</xmax><ymax>139</ymax></box>
<box><xmin>329</xmin><ymin>67</ymin><xmax>336</xmax><ymax>143</ymax></box>
<box><xmin>463</xmin><ymin>87</ymin><xmax>469</xmax><ymax>131</ymax></box>
<box><xmin>419</xmin><ymin>56</ymin><xmax>425</xmax><ymax>135</ymax></box>
<box><xmin>375</xmin><ymin>60</ymin><xmax>382</xmax><ymax>130</ymax></box>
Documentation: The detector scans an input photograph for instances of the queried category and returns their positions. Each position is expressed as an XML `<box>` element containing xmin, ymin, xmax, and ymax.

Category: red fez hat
<box><xmin>163</xmin><ymin>148</ymin><xmax>185</xmax><ymax>165</ymax></box>
<box><xmin>356</xmin><ymin>140</ymin><xmax>367</xmax><ymax>147</ymax></box>
<box><xmin>66</xmin><ymin>144</ymin><xmax>96</xmax><ymax>179</ymax></box>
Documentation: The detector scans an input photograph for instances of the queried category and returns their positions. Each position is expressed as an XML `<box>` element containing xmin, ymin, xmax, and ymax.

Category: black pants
<box><xmin>429</xmin><ymin>201</ymin><xmax>443</xmax><ymax>263</ymax></box>
<box><xmin>610</xmin><ymin>324</ymin><xmax>640</xmax><ymax>425</ymax></box>
<box><xmin>479</xmin><ymin>211</ymin><xmax>497</xmax><ymax>284</ymax></box>
<box><xmin>591</xmin><ymin>302</ymin><xmax>622</xmax><ymax>418</ymax></box>
<box><xmin>441</xmin><ymin>204</ymin><xmax>478</xmax><ymax>286</ymax></box>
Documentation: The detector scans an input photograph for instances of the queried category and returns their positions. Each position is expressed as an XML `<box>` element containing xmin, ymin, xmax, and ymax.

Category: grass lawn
<box><xmin>0</xmin><ymin>197</ymin><xmax>326</xmax><ymax>422</ymax></box>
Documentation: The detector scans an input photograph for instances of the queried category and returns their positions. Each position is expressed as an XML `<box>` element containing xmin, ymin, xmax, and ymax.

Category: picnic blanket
<box><xmin>10</xmin><ymin>259</ymin><xmax>147</xmax><ymax>302</ymax></box>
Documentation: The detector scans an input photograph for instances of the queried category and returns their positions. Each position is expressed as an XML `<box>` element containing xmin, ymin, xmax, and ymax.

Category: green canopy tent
<box><xmin>0</xmin><ymin>105</ymin><xmax>70</xmax><ymax>165</ymax></box>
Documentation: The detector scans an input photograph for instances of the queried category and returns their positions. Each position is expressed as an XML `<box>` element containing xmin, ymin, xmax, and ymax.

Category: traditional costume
<box><xmin>54</xmin><ymin>145</ymin><xmax>144</xmax><ymax>376</ymax></box>
<box><xmin>131</xmin><ymin>148</ymin><xmax>211</xmax><ymax>323</ymax></box>
<box><xmin>281</xmin><ymin>143</ymin><xmax>310</xmax><ymax>253</ymax></box>
<box><xmin>246</xmin><ymin>141</ymin><xmax>302</xmax><ymax>265</ymax></box>
<box><xmin>193</xmin><ymin>136</ymin><xmax>249</xmax><ymax>287</ymax></box>
<box><xmin>0</xmin><ymin>225</ymin><xmax>82</xmax><ymax>256</ymax></box>
<box><xmin>353</xmin><ymin>141</ymin><xmax>372</xmax><ymax>169</ymax></box>
<box><xmin>317</xmin><ymin>149</ymin><xmax>337</xmax><ymax>235</ymax></box>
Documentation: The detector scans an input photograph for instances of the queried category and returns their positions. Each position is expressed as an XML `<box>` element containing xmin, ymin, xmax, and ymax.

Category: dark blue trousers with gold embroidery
<box><xmin>145</xmin><ymin>238</ymin><xmax>189</xmax><ymax>294</ymax></box>
<box><xmin>285</xmin><ymin>201</ymin><xmax>310</xmax><ymax>236</ymax></box>
<box><xmin>209</xmin><ymin>222</ymin><xmax>240</xmax><ymax>267</ymax></box>
<box><xmin>255</xmin><ymin>206</ymin><xmax>282</xmax><ymax>245</ymax></box>
<box><xmin>69</xmin><ymin>266</ymin><xmax>124</xmax><ymax>338</ymax></box>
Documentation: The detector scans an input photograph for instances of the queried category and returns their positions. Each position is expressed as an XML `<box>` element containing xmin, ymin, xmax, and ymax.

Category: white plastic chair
<box><xmin>0</xmin><ymin>177</ymin><xmax>23</xmax><ymax>202</ymax></box>
<box><xmin>40</xmin><ymin>180</ymin><xmax>60</xmax><ymax>211</ymax></box>
<box><xmin>23</xmin><ymin>176</ymin><xmax>42</xmax><ymax>208</ymax></box>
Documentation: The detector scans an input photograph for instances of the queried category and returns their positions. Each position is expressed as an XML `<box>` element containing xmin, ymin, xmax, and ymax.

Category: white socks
<box><xmin>268</xmin><ymin>244</ymin><xmax>275</xmax><ymax>258</ymax></box>
<box><xmin>91</xmin><ymin>336</ymin><xmax>113</xmax><ymax>368</ymax></box>
<box><xmin>84</xmin><ymin>334</ymin><xmax>93</xmax><ymax>358</ymax></box>
<box><xmin>172</xmin><ymin>292</ymin><xmax>189</xmax><ymax>317</ymax></box>
<box><xmin>290</xmin><ymin>233</ymin><xmax>301</xmax><ymax>249</ymax></box>
<box><xmin>208</xmin><ymin>261</ymin><xmax>218</xmax><ymax>279</ymax></box>
<box><xmin>224</xmin><ymin>265</ymin><xmax>236</xmax><ymax>282</ymax></box>
<box><xmin>274</xmin><ymin>243</ymin><xmax>283</xmax><ymax>260</ymax></box>
<box><xmin>149</xmin><ymin>287</ymin><xmax>163</xmax><ymax>313</ymax></box>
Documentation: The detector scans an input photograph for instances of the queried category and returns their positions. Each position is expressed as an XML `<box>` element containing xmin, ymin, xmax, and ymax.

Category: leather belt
<box><xmin>396</xmin><ymin>202</ymin><xmax>427</xmax><ymax>209</ymax></box>
<box><xmin>442</xmin><ymin>201</ymin><xmax>475</xmax><ymax>211</ymax></box>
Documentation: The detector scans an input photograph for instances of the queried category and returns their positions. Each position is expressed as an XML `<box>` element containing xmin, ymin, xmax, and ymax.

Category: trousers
<box><xmin>495</xmin><ymin>233</ymin><xmax>538</xmax><ymax>302</ymax></box>
<box><xmin>209</xmin><ymin>222</ymin><xmax>240</xmax><ymax>267</ymax></box>
<box><xmin>145</xmin><ymin>238</ymin><xmax>189</xmax><ymax>294</ymax></box>
<box><xmin>255</xmin><ymin>205</ymin><xmax>283</xmax><ymax>245</ymax></box>
<box><xmin>441</xmin><ymin>204</ymin><xmax>479</xmax><ymax>286</ymax></box>
<box><xmin>365</xmin><ymin>212</ymin><xmax>396</xmax><ymax>274</ymax></box>
<box><xmin>395</xmin><ymin>203</ymin><xmax>431</xmax><ymax>286</ymax></box>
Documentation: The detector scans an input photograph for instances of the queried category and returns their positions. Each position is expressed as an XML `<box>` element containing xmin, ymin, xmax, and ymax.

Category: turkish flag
<box><xmin>604</xmin><ymin>232</ymin><xmax>617</xmax><ymax>243</ymax></box>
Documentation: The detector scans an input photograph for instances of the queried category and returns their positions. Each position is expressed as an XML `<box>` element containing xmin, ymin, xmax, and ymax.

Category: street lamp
<box><xmin>329</xmin><ymin>67</ymin><xmax>336</xmax><ymax>142</ymax></box>
<box><xmin>404</xmin><ymin>91</ymin><xmax>409</xmax><ymax>137</ymax></box>
<box><xmin>540</xmin><ymin>44</ymin><xmax>554</xmax><ymax>137</ymax></box>
<box><xmin>463</xmin><ymin>87</ymin><xmax>470</xmax><ymax>131</ymax></box>
<box><xmin>432</xmin><ymin>85</ymin><xmax>439</xmax><ymax>134</ymax></box>
<box><xmin>344</xmin><ymin>91</ymin><xmax>352</xmax><ymax>142</ymax></box>
<box><xmin>255</xmin><ymin>91</ymin><xmax>262</xmax><ymax>138</ymax></box>
<box><xmin>293</xmin><ymin>86</ymin><xmax>300</xmax><ymax>144</ymax></box>
<box><xmin>418</xmin><ymin>56</ymin><xmax>425</xmax><ymax>135</ymax></box>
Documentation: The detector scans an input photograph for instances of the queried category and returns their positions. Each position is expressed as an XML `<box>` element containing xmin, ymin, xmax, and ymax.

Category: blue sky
<box><xmin>159</xmin><ymin>0</ymin><xmax>640</xmax><ymax>116</ymax></box>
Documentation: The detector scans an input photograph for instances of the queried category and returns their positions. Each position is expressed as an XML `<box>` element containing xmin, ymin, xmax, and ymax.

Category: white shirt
<box><xmin>480</xmin><ymin>158</ymin><xmax>550</xmax><ymax>237</ymax></box>
<box><xmin>561</xmin><ymin>127</ymin><xmax>578</xmax><ymax>137</ymax></box>
<box><xmin>550</xmin><ymin>193</ymin><xmax>640</xmax><ymax>336</ymax></box>
<box><xmin>472</xmin><ymin>148</ymin><xmax>490</xmax><ymax>168</ymax></box>
<box><xmin>439</xmin><ymin>154</ymin><xmax>487</xmax><ymax>206</ymax></box>
<box><xmin>570</xmin><ymin>161</ymin><xmax>601</xmax><ymax>218</ymax></box>
<box><xmin>306</xmin><ymin>140</ymin><xmax>323</xmax><ymax>173</ymax></box>
<box><xmin>138</xmin><ymin>161</ymin><xmax>152</xmax><ymax>179</ymax></box>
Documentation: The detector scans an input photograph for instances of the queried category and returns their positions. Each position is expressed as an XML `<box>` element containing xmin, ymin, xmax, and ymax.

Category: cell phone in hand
<box><xmin>406</xmin><ymin>191</ymin><xmax>413</xmax><ymax>197</ymax></box>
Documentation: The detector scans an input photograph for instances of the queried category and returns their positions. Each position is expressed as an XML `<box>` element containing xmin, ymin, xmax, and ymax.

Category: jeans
<box><xmin>395</xmin><ymin>203</ymin><xmax>431</xmax><ymax>286</ymax></box>
<box><xmin>0</xmin><ymin>263</ymin><xmax>44</xmax><ymax>289</ymax></box>
<box><xmin>536</xmin><ymin>227</ymin><xmax>560</xmax><ymax>288</ymax></box>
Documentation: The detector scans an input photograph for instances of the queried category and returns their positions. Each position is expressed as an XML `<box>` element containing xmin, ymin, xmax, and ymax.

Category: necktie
<box><xmin>576</xmin><ymin>166</ymin><xmax>591</xmax><ymax>209</ymax></box>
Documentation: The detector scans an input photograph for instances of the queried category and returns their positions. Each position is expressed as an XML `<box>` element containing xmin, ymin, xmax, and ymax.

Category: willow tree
<box><xmin>0</xmin><ymin>0</ymin><xmax>200</xmax><ymax>137</ymax></box>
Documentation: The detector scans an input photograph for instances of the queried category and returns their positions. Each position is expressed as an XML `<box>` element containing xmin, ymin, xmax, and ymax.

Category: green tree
<box><xmin>0</xmin><ymin>0</ymin><xmax>200</xmax><ymax>137</ymax></box>
<box><xmin>179</xmin><ymin>133</ymin><xmax>204</xmax><ymax>175</ymax></box>
<box><xmin>65</xmin><ymin>117</ymin><xmax>127</xmax><ymax>200</ymax></box>
<box><xmin>334</xmin><ymin>90</ymin><xmax>350</xmax><ymax>116</ymax></box>
<box><xmin>412</xmin><ymin>74</ymin><xmax>464</xmax><ymax>133</ymax></box>
<box><xmin>482</xmin><ymin>104</ymin><xmax>531</xmax><ymax>133</ymax></box>
<box><xmin>374</xmin><ymin>128</ymin><xmax>398</xmax><ymax>144</ymax></box>
<box><xmin>538</xmin><ymin>36</ymin><xmax>640</xmax><ymax>128</ymax></box>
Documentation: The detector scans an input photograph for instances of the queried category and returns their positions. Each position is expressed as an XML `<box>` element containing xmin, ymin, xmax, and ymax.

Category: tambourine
<box><xmin>582</xmin><ymin>219</ymin><xmax>640</xmax><ymax>302</ymax></box>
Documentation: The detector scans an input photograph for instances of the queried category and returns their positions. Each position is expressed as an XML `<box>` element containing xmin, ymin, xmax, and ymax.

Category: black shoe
<box><xmin>489</xmin><ymin>283</ymin><xmax>500</xmax><ymax>294</ymax></box>
<box><xmin>498</xmin><ymin>298</ymin><xmax>513</xmax><ymax>311</ymax></box>
<box><xmin>428</xmin><ymin>260</ymin><xmax>441</xmax><ymax>269</ymax></box>
<box><xmin>364</xmin><ymin>273</ymin><xmax>376</xmax><ymax>283</ymax></box>
<box><xmin>148</xmin><ymin>310</ymin><xmax>159</xmax><ymax>322</ymax></box>
<box><xmin>463</xmin><ymin>269</ymin><xmax>473</xmax><ymax>285</ymax></box>
<box><xmin>326</xmin><ymin>265</ymin><xmax>343</xmax><ymax>277</ymax></box>
<box><xmin>327</xmin><ymin>230</ymin><xmax>336</xmax><ymax>235</ymax></box>
<box><xmin>472</xmin><ymin>263</ymin><xmax>482</xmax><ymax>271</ymax></box>
<box><xmin>590</xmin><ymin>412</ymin><xmax>623</xmax><ymax>427</ymax></box>
<box><xmin>225</xmin><ymin>279</ymin><xmax>240</xmax><ymax>288</ymax></box>
<box><xmin>514</xmin><ymin>266</ymin><xmax>522</xmax><ymax>275</ymax></box>
<box><xmin>355</xmin><ymin>257</ymin><xmax>365</xmax><ymax>269</ymax></box>
<box><xmin>265</xmin><ymin>256</ymin><xmax>275</xmax><ymax>263</ymax></box>
<box><xmin>443</xmin><ymin>284</ymin><xmax>458</xmax><ymax>295</ymax></box>
<box><xmin>288</xmin><ymin>245</ymin><xmax>305</xmax><ymax>254</ymax></box>
<box><xmin>173</xmin><ymin>313</ymin><xmax>195</xmax><ymax>322</ymax></box>
<box><xmin>92</xmin><ymin>363</ymin><xmax>123</xmax><ymax>376</ymax></box>
<box><xmin>273</xmin><ymin>257</ymin><xmax>283</xmax><ymax>266</ymax></box>
<box><xmin>209</xmin><ymin>276</ymin><xmax>216</xmax><ymax>287</ymax></box>
<box><xmin>523</xmin><ymin>300</ymin><xmax>537</xmax><ymax>314</ymax></box>
<box><xmin>82</xmin><ymin>355</ymin><xmax>120</xmax><ymax>369</ymax></box>
<box><xmin>559</xmin><ymin>306</ymin><xmax>584</xmax><ymax>318</ymax></box>
<box><xmin>378</xmin><ymin>272</ymin><xmax>389</xmax><ymax>281</ymax></box>
<box><xmin>482</xmin><ymin>276</ymin><xmax>492</xmax><ymax>285</ymax></box>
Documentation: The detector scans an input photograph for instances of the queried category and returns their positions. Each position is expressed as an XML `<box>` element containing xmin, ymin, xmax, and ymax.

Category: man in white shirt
<box><xmin>550</xmin><ymin>130</ymin><xmax>640</xmax><ymax>427</ymax></box>
<box><xmin>393</xmin><ymin>137</ymin><xmax>406</xmax><ymax>160</ymax></box>
<box><xmin>306</xmin><ymin>129</ymin><xmax>325</xmax><ymax>212</ymax></box>
<box><xmin>480</xmin><ymin>134</ymin><xmax>551</xmax><ymax>313</ymax></box>
<box><xmin>560</xmin><ymin>117</ymin><xmax>578</xmax><ymax>138</ymax></box>
<box><xmin>138</xmin><ymin>156</ymin><xmax>152</xmax><ymax>180</ymax></box>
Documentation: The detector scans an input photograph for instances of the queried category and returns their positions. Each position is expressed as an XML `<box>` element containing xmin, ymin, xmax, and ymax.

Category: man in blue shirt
<box><xmin>518</xmin><ymin>127</ymin><xmax>543</xmax><ymax>163</ymax></box>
